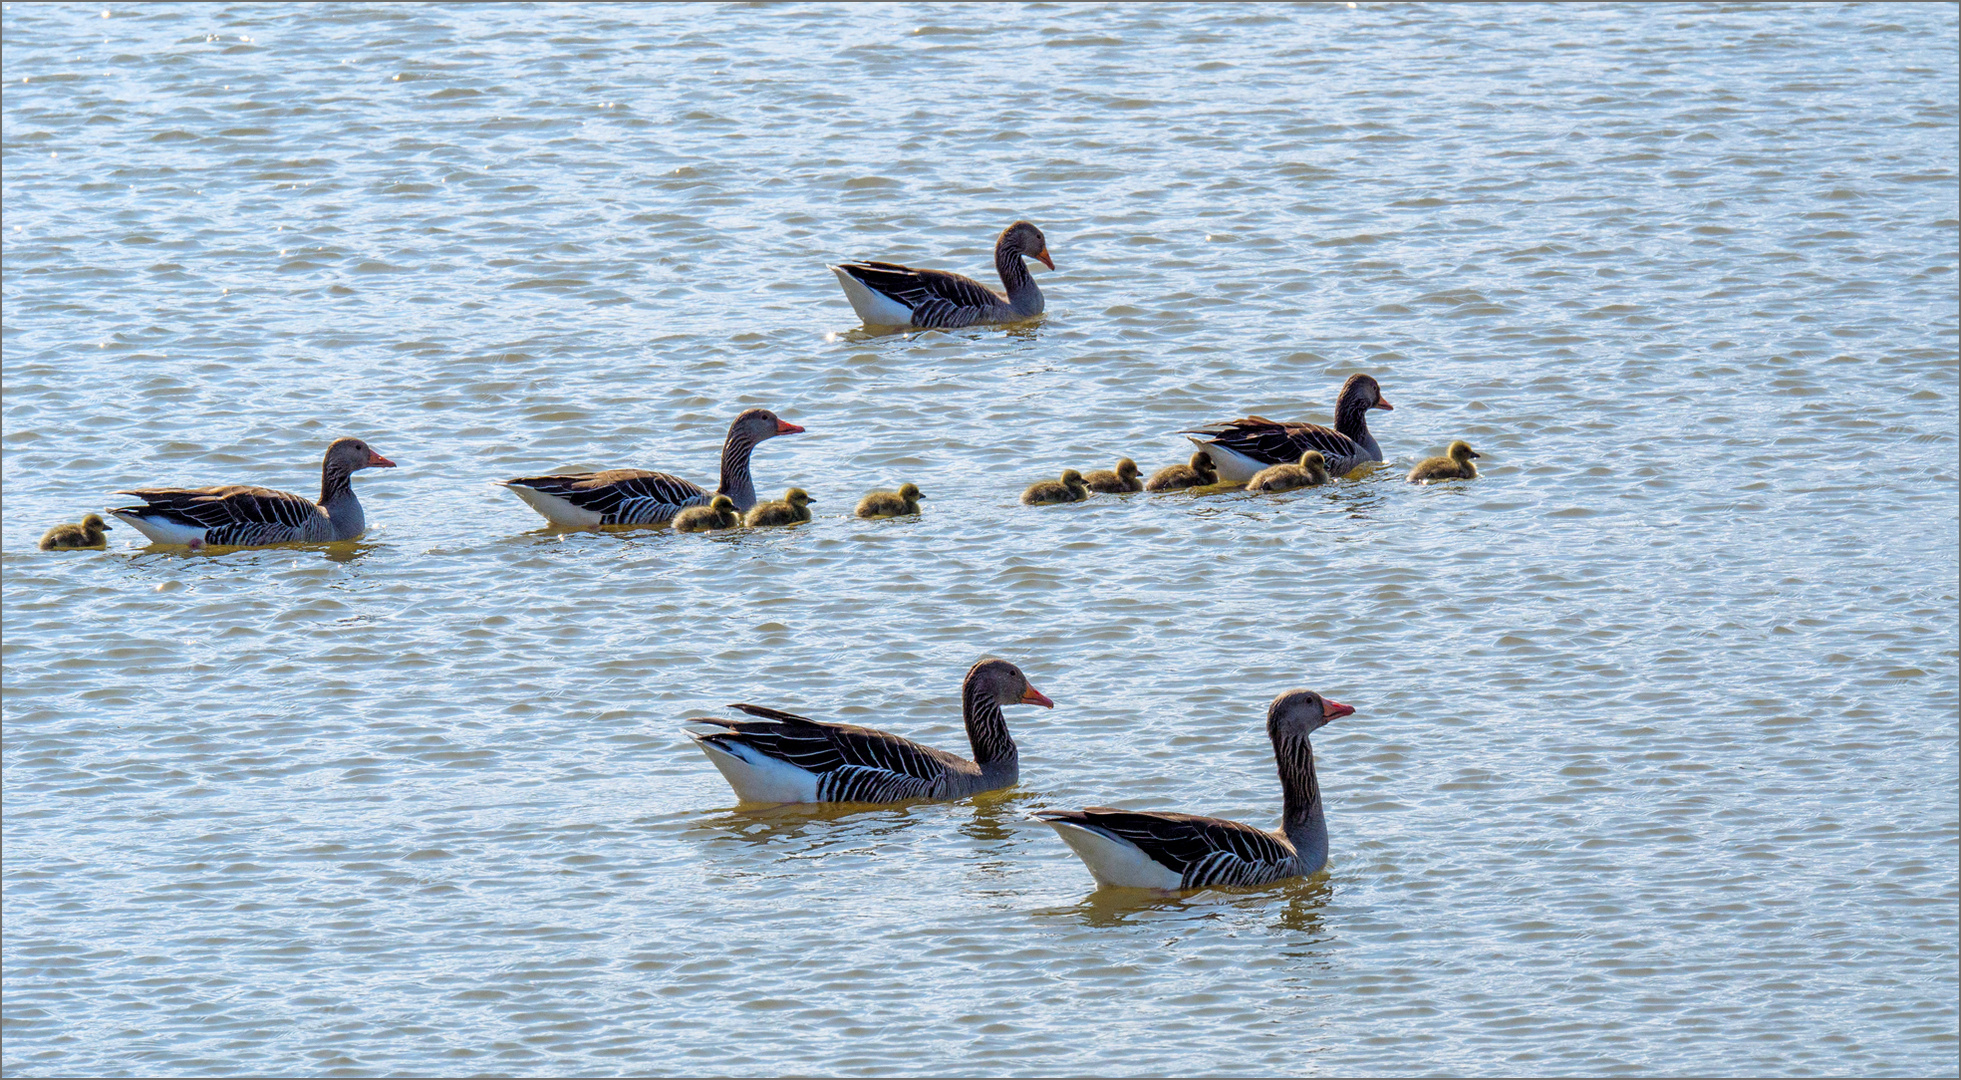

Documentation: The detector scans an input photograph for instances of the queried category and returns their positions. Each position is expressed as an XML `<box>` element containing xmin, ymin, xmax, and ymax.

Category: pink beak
<box><xmin>1321</xmin><ymin>699</ymin><xmax>1355</xmax><ymax>721</ymax></box>
<box><xmin>367</xmin><ymin>451</ymin><xmax>397</xmax><ymax>468</ymax></box>
<box><xmin>776</xmin><ymin>420</ymin><xmax>805</xmax><ymax>435</ymax></box>
<box><xmin>1020</xmin><ymin>685</ymin><xmax>1055</xmax><ymax>709</ymax></box>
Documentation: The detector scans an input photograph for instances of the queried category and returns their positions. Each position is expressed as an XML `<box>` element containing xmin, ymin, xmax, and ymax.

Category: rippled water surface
<box><xmin>4</xmin><ymin>3</ymin><xmax>1958</xmax><ymax>1076</ymax></box>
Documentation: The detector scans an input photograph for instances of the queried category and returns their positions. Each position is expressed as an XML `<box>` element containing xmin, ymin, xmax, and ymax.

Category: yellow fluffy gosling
<box><xmin>1021</xmin><ymin>469</ymin><xmax>1090</xmax><ymax>505</ymax></box>
<box><xmin>1082</xmin><ymin>458</ymin><xmax>1143</xmax><ymax>493</ymax></box>
<box><xmin>745</xmin><ymin>488</ymin><xmax>815</xmax><ymax>527</ymax></box>
<box><xmin>1144</xmin><ymin>451</ymin><xmax>1217</xmax><ymax>492</ymax></box>
<box><xmin>1247</xmin><ymin>451</ymin><xmax>1331</xmax><ymax>493</ymax></box>
<box><xmin>673</xmin><ymin>494</ymin><xmax>740</xmax><ymax>532</ymax></box>
<box><xmin>39</xmin><ymin>513</ymin><xmax>112</xmax><ymax>550</ymax></box>
<box><xmin>1407</xmin><ymin>441</ymin><xmax>1481</xmax><ymax>483</ymax></box>
<box><xmin>856</xmin><ymin>483</ymin><xmax>926</xmax><ymax>519</ymax></box>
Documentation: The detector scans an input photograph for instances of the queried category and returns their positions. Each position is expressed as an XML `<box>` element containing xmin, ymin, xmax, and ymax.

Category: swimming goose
<box><xmin>1183</xmin><ymin>374</ymin><xmax>1393</xmax><ymax>482</ymax></box>
<box><xmin>687</xmin><ymin>658</ymin><xmax>1054</xmax><ymax>805</ymax></box>
<box><xmin>831</xmin><ymin>221</ymin><xmax>1054</xmax><ymax>329</ymax></box>
<box><xmin>1034</xmin><ymin>689</ymin><xmax>1352</xmax><ymax>891</ymax></box>
<box><xmin>1143</xmin><ymin>451</ymin><xmax>1217</xmax><ymax>492</ymax></box>
<box><xmin>1246</xmin><ymin>451</ymin><xmax>1331</xmax><ymax>493</ymax></box>
<box><xmin>745</xmin><ymin>488</ymin><xmax>814</xmax><ymax>527</ymax></box>
<box><xmin>856</xmin><ymin>482</ymin><xmax>925</xmax><ymax>519</ymax></box>
<box><xmin>672</xmin><ymin>494</ymin><xmax>740</xmax><ymax>532</ymax></box>
<box><xmin>1083</xmin><ymin>458</ymin><xmax>1143</xmax><ymax>493</ymax></box>
<box><xmin>500</xmin><ymin>408</ymin><xmax>802</xmax><ymax>527</ymax></box>
<box><xmin>110</xmin><ymin>437</ymin><xmax>396</xmax><ymax>547</ymax></box>
<box><xmin>39</xmin><ymin>513</ymin><xmax>112</xmax><ymax>550</ymax></box>
<box><xmin>1021</xmin><ymin>469</ymin><xmax>1090</xmax><ymax>505</ymax></box>
<box><xmin>1407</xmin><ymin>440</ymin><xmax>1481</xmax><ymax>483</ymax></box>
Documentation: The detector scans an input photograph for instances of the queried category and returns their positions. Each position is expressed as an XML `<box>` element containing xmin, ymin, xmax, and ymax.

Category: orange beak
<box><xmin>367</xmin><ymin>451</ymin><xmax>397</xmax><ymax>468</ymax></box>
<box><xmin>1020</xmin><ymin>685</ymin><xmax>1055</xmax><ymax>709</ymax></box>
<box><xmin>1373</xmin><ymin>395</ymin><xmax>1393</xmax><ymax>411</ymax></box>
<box><xmin>1322</xmin><ymin>699</ymin><xmax>1355</xmax><ymax>721</ymax></box>
<box><xmin>1033</xmin><ymin>246</ymin><xmax>1055</xmax><ymax>271</ymax></box>
<box><xmin>775</xmin><ymin>420</ymin><xmax>805</xmax><ymax>435</ymax></box>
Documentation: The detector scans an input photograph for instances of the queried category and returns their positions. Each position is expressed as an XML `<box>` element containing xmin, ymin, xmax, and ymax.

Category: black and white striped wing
<box><xmin>503</xmin><ymin>469</ymin><xmax>708</xmax><ymax>525</ymax></box>
<box><xmin>1181</xmin><ymin>417</ymin><xmax>1361</xmax><ymax>469</ymax></box>
<box><xmin>113</xmin><ymin>485</ymin><xmax>318</xmax><ymax>545</ymax></box>
<box><xmin>836</xmin><ymin>262</ymin><xmax>1004</xmax><ymax>330</ymax></box>
<box><xmin>1050</xmin><ymin>807</ymin><xmax>1297</xmax><ymax>889</ymax></box>
<box><xmin>695</xmin><ymin>703</ymin><xmax>959</xmax><ymax>803</ymax></box>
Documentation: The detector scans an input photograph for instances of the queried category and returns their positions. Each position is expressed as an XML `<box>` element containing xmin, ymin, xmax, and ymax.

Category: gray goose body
<box><xmin>686</xmin><ymin>658</ymin><xmax>1053</xmax><ymax>805</ymax></box>
<box><xmin>1184</xmin><ymin>374</ymin><xmax>1394</xmax><ymax>482</ymax></box>
<box><xmin>831</xmin><ymin>221</ymin><xmax>1054</xmax><ymax>329</ymax></box>
<box><xmin>110</xmin><ymin>438</ymin><xmax>395</xmax><ymax>548</ymax></box>
<box><xmin>1036</xmin><ymin>689</ymin><xmax>1352</xmax><ymax>891</ymax></box>
<box><xmin>500</xmin><ymin>409</ymin><xmax>802</xmax><ymax>527</ymax></box>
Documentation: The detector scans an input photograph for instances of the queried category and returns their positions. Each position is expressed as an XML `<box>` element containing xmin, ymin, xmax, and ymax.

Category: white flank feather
<box><xmin>690</xmin><ymin>734</ymin><xmax>821</xmax><ymax>805</ymax></box>
<box><xmin>831</xmin><ymin>266</ymin><xmax>918</xmax><ymax>327</ymax></box>
<box><xmin>499</xmin><ymin>483</ymin><xmax>605</xmax><ymax>527</ymax></box>
<box><xmin>1041</xmin><ymin>818</ymin><xmax>1184</xmax><ymax>891</ymax></box>
<box><xmin>108</xmin><ymin>511</ymin><xmax>207</xmax><ymax>547</ymax></box>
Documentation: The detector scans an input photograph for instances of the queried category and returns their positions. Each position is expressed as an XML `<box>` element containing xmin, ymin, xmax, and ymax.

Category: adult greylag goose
<box><xmin>1021</xmin><ymin>469</ymin><xmax>1090</xmax><ymax>505</ymax></box>
<box><xmin>500</xmin><ymin>408</ymin><xmax>802</xmax><ymax>527</ymax></box>
<box><xmin>1083</xmin><ymin>458</ymin><xmax>1143</xmax><ymax>493</ymax></box>
<box><xmin>1246</xmin><ymin>450</ymin><xmax>1331</xmax><ymax>493</ymax></box>
<box><xmin>1143</xmin><ymin>451</ymin><xmax>1217</xmax><ymax>492</ymax></box>
<box><xmin>1407</xmin><ymin>440</ymin><xmax>1482</xmax><ymax>483</ymax></box>
<box><xmin>110</xmin><ymin>437</ymin><xmax>396</xmax><ymax>547</ymax></box>
<box><xmin>856</xmin><ymin>482</ymin><xmax>925</xmax><ymax>519</ymax></box>
<box><xmin>831</xmin><ymin>221</ymin><xmax>1054</xmax><ymax>329</ymax></box>
<box><xmin>1034</xmin><ymin>689</ymin><xmax>1352</xmax><ymax>891</ymax></box>
<box><xmin>744</xmin><ymin>488</ymin><xmax>814</xmax><ymax>527</ymax></box>
<box><xmin>40</xmin><ymin>513</ymin><xmax>112</xmax><ymax>550</ymax></box>
<box><xmin>672</xmin><ymin>494</ymin><xmax>740</xmax><ymax>532</ymax></box>
<box><xmin>686</xmin><ymin>658</ymin><xmax>1054</xmax><ymax>805</ymax></box>
<box><xmin>1183</xmin><ymin>374</ymin><xmax>1393</xmax><ymax>483</ymax></box>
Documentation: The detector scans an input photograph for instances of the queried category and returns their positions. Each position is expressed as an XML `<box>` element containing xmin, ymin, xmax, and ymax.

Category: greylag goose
<box><xmin>686</xmin><ymin>658</ymin><xmax>1054</xmax><ymax>805</ymax></box>
<box><xmin>1407</xmin><ymin>440</ymin><xmax>1482</xmax><ymax>483</ymax></box>
<box><xmin>1246</xmin><ymin>450</ymin><xmax>1331</xmax><ymax>493</ymax></box>
<box><xmin>40</xmin><ymin>513</ymin><xmax>112</xmax><ymax>550</ymax></box>
<box><xmin>500</xmin><ymin>408</ymin><xmax>802</xmax><ymax>527</ymax></box>
<box><xmin>744</xmin><ymin>488</ymin><xmax>814</xmax><ymax>527</ymax></box>
<box><xmin>1183</xmin><ymin>374</ymin><xmax>1393</xmax><ymax>482</ymax></box>
<box><xmin>109</xmin><ymin>437</ymin><xmax>396</xmax><ymax>547</ymax></box>
<box><xmin>1143</xmin><ymin>451</ymin><xmax>1217</xmax><ymax>492</ymax></box>
<box><xmin>1034</xmin><ymin>689</ymin><xmax>1352</xmax><ymax>891</ymax></box>
<box><xmin>856</xmin><ymin>482</ymin><xmax>925</xmax><ymax>519</ymax></box>
<box><xmin>831</xmin><ymin>221</ymin><xmax>1054</xmax><ymax>329</ymax></box>
<box><xmin>1021</xmin><ymin>469</ymin><xmax>1090</xmax><ymax>505</ymax></box>
<box><xmin>672</xmin><ymin>494</ymin><xmax>740</xmax><ymax>532</ymax></box>
<box><xmin>1083</xmin><ymin>458</ymin><xmax>1143</xmax><ymax>493</ymax></box>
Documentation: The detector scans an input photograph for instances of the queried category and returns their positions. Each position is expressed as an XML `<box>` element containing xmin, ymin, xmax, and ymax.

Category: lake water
<box><xmin>3</xmin><ymin>2</ymin><xmax>1957</xmax><ymax>1076</ymax></box>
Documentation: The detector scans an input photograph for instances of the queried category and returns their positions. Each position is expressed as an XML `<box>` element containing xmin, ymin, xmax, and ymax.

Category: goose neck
<box><xmin>1334</xmin><ymin>392</ymin><xmax>1380</xmax><ymax>458</ymax></box>
<box><xmin>1275</xmin><ymin>730</ymin><xmax>1329</xmax><ymax>873</ymax></box>
<box><xmin>319</xmin><ymin>463</ymin><xmax>364</xmax><ymax>538</ymax></box>
<box><xmin>717</xmin><ymin>429</ymin><xmax>760</xmax><ymax>511</ymax></box>
<box><xmin>963</xmin><ymin>680</ymin><xmax>1017</xmax><ymax>771</ymax></box>
<box><xmin>995</xmin><ymin>242</ymin><xmax>1043</xmax><ymax>316</ymax></box>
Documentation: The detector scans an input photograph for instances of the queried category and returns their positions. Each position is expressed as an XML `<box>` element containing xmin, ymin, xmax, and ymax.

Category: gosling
<box><xmin>1021</xmin><ymin>469</ymin><xmax>1090</xmax><ymax>505</ymax></box>
<box><xmin>1144</xmin><ymin>451</ymin><xmax>1217</xmax><ymax>492</ymax></box>
<box><xmin>1407</xmin><ymin>440</ymin><xmax>1482</xmax><ymax>483</ymax></box>
<box><xmin>673</xmin><ymin>494</ymin><xmax>740</xmax><ymax>532</ymax></box>
<box><xmin>39</xmin><ymin>513</ymin><xmax>112</xmax><ymax>551</ymax></box>
<box><xmin>1247</xmin><ymin>451</ymin><xmax>1331</xmax><ymax>493</ymax></box>
<box><xmin>856</xmin><ymin>482</ymin><xmax>926</xmax><ymax>519</ymax></box>
<box><xmin>1082</xmin><ymin>458</ymin><xmax>1143</xmax><ymax>493</ymax></box>
<box><xmin>745</xmin><ymin>488</ymin><xmax>815</xmax><ymax>527</ymax></box>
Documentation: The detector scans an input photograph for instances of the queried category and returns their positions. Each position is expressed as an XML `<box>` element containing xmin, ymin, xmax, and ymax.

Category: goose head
<box><xmin>80</xmin><ymin>513</ymin><xmax>112</xmax><ymax>536</ymax></box>
<box><xmin>732</xmin><ymin>408</ymin><xmax>805</xmax><ymax>442</ymax></box>
<box><xmin>1338</xmin><ymin>373</ymin><xmax>1393</xmax><ymax>413</ymax></box>
<box><xmin>1114</xmin><ymin>458</ymin><xmax>1140</xmax><ymax>482</ymax></box>
<box><xmin>1060</xmin><ymin>469</ymin><xmax>1086</xmax><ymax>488</ymax></box>
<box><xmin>968</xmin><ymin>657</ymin><xmax>1055</xmax><ymax>709</ymax></box>
<box><xmin>1002</xmin><ymin>220</ymin><xmax>1055</xmax><ymax>271</ymax></box>
<box><xmin>1299</xmin><ymin>450</ymin><xmax>1329</xmax><ymax>481</ymax></box>
<box><xmin>897</xmin><ymin>483</ymin><xmax>925</xmax><ymax>502</ymax></box>
<box><xmin>781</xmin><ymin>488</ymin><xmax>814</xmax><ymax>508</ymax></box>
<box><xmin>326</xmin><ymin>437</ymin><xmax>396</xmax><ymax>471</ymax></box>
<box><xmin>708</xmin><ymin>494</ymin><xmax>736</xmax><ymax>513</ymax></box>
<box><xmin>1448</xmin><ymin>440</ymin><xmax>1481</xmax><ymax>463</ymax></box>
<box><xmin>1267</xmin><ymin>688</ymin><xmax>1354</xmax><ymax>739</ymax></box>
<box><xmin>1191</xmin><ymin>451</ymin><xmax>1217</xmax><ymax>481</ymax></box>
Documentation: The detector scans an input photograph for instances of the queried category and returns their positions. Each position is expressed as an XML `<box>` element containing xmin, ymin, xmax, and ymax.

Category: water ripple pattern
<box><xmin>4</xmin><ymin>3</ymin><xmax>1956</xmax><ymax>1076</ymax></box>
